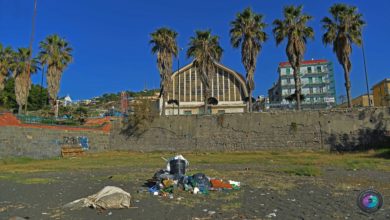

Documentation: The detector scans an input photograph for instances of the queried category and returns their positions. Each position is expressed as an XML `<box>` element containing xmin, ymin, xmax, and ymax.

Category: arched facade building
<box><xmin>161</xmin><ymin>61</ymin><xmax>248</xmax><ymax>115</ymax></box>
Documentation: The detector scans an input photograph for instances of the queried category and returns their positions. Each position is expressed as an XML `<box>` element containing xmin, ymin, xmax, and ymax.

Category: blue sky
<box><xmin>0</xmin><ymin>0</ymin><xmax>389</xmax><ymax>100</ymax></box>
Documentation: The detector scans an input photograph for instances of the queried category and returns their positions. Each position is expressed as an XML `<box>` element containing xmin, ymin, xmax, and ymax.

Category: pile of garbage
<box><xmin>146</xmin><ymin>155</ymin><xmax>240</xmax><ymax>196</ymax></box>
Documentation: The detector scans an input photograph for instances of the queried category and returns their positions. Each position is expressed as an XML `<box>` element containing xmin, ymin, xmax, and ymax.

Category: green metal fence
<box><xmin>16</xmin><ymin>115</ymin><xmax>79</xmax><ymax>126</ymax></box>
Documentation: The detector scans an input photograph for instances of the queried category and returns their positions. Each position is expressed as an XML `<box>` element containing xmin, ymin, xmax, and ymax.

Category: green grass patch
<box><xmin>0</xmin><ymin>150</ymin><xmax>388</xmax><ymax>176</ymax></box>
<box><xmin>279</xmin><ymin>166</ymin><xmax>322</xmax><ymax>177</ymax></box>
<box><xmin>0</xmin><ymin>174</ymin><xmax>55</xmax><ymax>184</ymax></box>
<box><xmin>1</xmin><ymin>157</ymin><xmax>38</xmax><ymax>165</ymax></box>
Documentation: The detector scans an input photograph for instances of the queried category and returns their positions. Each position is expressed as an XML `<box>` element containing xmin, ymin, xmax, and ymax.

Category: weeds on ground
<box><xmin>278</xmin><ymin>166</ymin><xmax>322</xmax><ymax>177</ymax></box>
<box><xmin>0</xmin><ymin>149</ymin><xmax>388</xmax><ymax>179</ymax></box>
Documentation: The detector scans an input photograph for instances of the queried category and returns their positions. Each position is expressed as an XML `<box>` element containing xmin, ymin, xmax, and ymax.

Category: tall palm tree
<box><xmin>13</xmin><ymin>48</ymin><xmax>38</xmax><ymax>114</ymax></box>
<box><xmin>150</xmin><ymin>28</ymin><xmax>178</xmax><ymax>116</ymax></box>
<box><xmin>187</xmin><ymin>30</ymin><xmax>223</xmax><ymax>114</ymax></box>
<box><xmin>0</xmin><ymin>44</ymin><xmax>14</xmax><ymax>91</ymax></box>
<box><xmin>273</xmin><ymin>5</ymin><xmax>314</xmax><ymax>110</ymax></box>
<box><xmin>322</xmin><ymin>4</ymin><xmax>365</xmax><ymax>108</ymax></box>
<box><xmin>38</xmin><ymin>34</ymin><xmax>73</xmax><ymax>109</ymax></box>
<box><xmin>230</xmin><ymin>7</ymin><xmax>268</xmax><ymax>112</ymax></box>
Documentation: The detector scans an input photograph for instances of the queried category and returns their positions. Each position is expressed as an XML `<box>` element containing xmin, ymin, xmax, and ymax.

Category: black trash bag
<box><xmin>191</xmin><ymin>173</ymin><xmax>211</xmax><ymax>189</ymax></box>
<box><xmin>169</xmin><ymin>159</ymin><xmax>187</xmax><ymax>177</ymax></box>
<box><xmin>153</xmin><ymin>169</ymin><xmax>174</xmax><ymax>181</ymax></box>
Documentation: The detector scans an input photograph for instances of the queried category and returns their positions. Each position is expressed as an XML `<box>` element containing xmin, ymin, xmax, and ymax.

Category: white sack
<box><xmin>64</xmin><ymin>186</ymin><xmax>131</xmax><ymax>210</ymax></box>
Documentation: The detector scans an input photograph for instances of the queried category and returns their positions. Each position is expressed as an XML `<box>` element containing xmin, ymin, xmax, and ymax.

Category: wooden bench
<box><xmin>61</xmin><ymin>146</ymin><xmax>85</xmax><ymax>158</ymax></box>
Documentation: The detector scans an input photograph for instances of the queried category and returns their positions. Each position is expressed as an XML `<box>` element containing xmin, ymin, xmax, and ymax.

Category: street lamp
<box><xmin>176</xmin><ymin>47</ymin><xmax>183</xmax><ymax>115</ymax></box>
<box><xmin>362</xmin><ymin>38</ymin><xmax>372</xmax><ymax>107</ymax></box>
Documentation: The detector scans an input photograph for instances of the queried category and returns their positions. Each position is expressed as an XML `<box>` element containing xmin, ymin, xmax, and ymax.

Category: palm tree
<box><xmin>0</xmin><ymin>44</ymin><xmax>14</xmax><ymax>91</ymax></box>
<box><xmin>13</xmin><ymin>48</ymin><xmax>38</xmax><ymax>114</ymax></box>
<box><xmin>322</xmin><ymin>4</ymin><xmax>365</xmax><ymax>108</ymax></box>
<box><xmin>187</xmin><ymin>30</ymin><xmax>223</xmax><ymax>114</ymax></box>
<box><xmin>230</xmin><ymin>8</ymin><xmax>268</xmax><ymax>112</ymax></box>
<box><xmin>150</xmin><ymin>28</ymin><xmax>178</xmax><ymax>116</ymax></box>
<box><xmin>38</xmin><ymin>34</ymin><xmax>73</xmax><ymax>109</ymax></box>
<box><xmin>273</xmin><ymin>5</ymin><xmax>314</xmax><ymax>110</ymax></box>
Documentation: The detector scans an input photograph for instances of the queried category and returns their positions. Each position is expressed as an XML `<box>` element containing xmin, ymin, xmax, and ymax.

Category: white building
<box><xmin>269</xmin><ymin>59</ymin><xmax>337</xmax><ymax>109</ymax></box>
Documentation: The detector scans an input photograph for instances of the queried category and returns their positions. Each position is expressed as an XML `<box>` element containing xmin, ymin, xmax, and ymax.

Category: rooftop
<box><xmin>279</xmin><ymin>59</ymin><xmax>329</xmax><ymax>68</ymax></box>
<box><xmin>372</xmin><ymin>78</ymin><xmax>390</xmax><ymax>89</ymax></box>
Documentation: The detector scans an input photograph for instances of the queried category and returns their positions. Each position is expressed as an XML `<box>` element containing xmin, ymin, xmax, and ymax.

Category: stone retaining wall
<box><xmin>0</xmin><ymin>126</ymin><xmax>109</xmax><ymax>159</ymax></box>
<box><xmin>110</xmin><ymin>108</ymin><xmax>390</xmax><ymax>152</ymax></box>
<box><xmin>1</xmin><ymin>108</ymin><xmax>389</xmax><ymax>158</ymax></box>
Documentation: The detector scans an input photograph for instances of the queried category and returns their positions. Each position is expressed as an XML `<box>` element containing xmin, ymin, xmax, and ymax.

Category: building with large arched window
<box><xmin>162</xmin><ymin>61</ymin><xmax>248</xmax><ymax>115</ymax></box>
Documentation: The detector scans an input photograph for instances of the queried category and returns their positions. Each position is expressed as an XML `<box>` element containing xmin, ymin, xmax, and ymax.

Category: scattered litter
<box><xmin>203</xmin><ymin>209</ymin><xmax>208</xmax><ymax>212</ymax></box>
<box><xmin>145</xmin><ymin>155</ymin><xmax>240</xmax><ymax>197</ymax></box>
<box><xmin>64</xmin><ymin>186</ymin><xmax>131</xmax><ymax>210</ymax></box>
<box><xmin>210</xmin><ymin>179</ymin><xmax>233</xmax><ymax>190</ymax></box>
<box><xmin>193</xmin><ymin>187</ymin><xmax>200</xmax><ymax>194</ymax></box>
<box><xmin>208</xmin><ymin>211</ymin><xmax>216</xmax><ymax>215</ymax></box>
<box><xmin>229</xmin><ymin>180</ymin><xmax>240</xmax><ymax>188</ymax></box>
<box><xmin>108</xmin><ymin>211</ymin><xmax>112</xmax><ymax>216</ymax></box>
<box><xmin>266</xmin><ymin>213</ymin><xmax>277</xmax><ymax>218</ymax></box>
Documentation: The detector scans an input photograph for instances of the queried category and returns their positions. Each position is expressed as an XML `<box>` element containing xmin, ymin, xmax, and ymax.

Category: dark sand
<box><xmin>0</xmin><ymin>164</ymin><xmax>389</xmax><ymax>220</ymax></box>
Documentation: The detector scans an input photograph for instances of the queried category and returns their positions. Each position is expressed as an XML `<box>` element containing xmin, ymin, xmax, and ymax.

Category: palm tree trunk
<box><xmin>293</xmin><ymin>66</ymin><xmax>301</xmax><ymax>111</ymax></box>
<box><xmin>203</xmin><ymin>87</ymin><xmax>209</xmax><ymax>114</ymax></box>
<box><xmin>204</xmin><ymin>93</ymin><xmax>208</xmax><ymax>114</ymax></box>
<box><xmin>18</xmin><ymin>105</ymin><xmax>23</xmax><ymax>115</ymax></box>
<box><xmin>161</xmin><ymin>94</ymin><xmax>166</xmax><ymax>116</ymax></box>
<box><xmin>49</xmin><ymin>97</ymin><xmax>56</xmax><ymax>114</ymax></box>
<box><xmin>248</xmin><ymin>90</ymin><xmax>253</xmax><ymax>113</ymax></box>
<box><xmin>24</xmin><ymin>93</ymin><xmax>27</xmax><ymax>113</ymax></box>
<box><xmin>343</xmin><ymin>68</ymin><xmax>352</xmax><ymax>108</ymax></box>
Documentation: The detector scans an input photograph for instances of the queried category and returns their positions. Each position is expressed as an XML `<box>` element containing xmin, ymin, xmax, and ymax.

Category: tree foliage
<box><xmin>150</xmin><ymin>28</ymin><xmax>178</xmax><ymax>115</ymax></box>
<box><xmin>0</xmin><ymin>44</ymin><xmax>14</xmax><ymax>91</ymax></box>
<box><xmin>0</xmin><ymin>77</ymin><xmax>48</xmax><ymax>111</ymax></box>
<box><xmin>322</xmin><ymin>3</ymin><xmax>365</xmax><ymax>108</ymax></box>
<box><xmin>230</xmin><ymin>7</ymin><xmax>267</xmax><ymax>112</ymax></box>
<box><xmin>187</xmin><ymin>30</ymin><xmax>223</xmax><ymax>113</ymax></box>
<box><xmin>122</xmin><ymin>99</ymin><xmax>158</xmax><ymax>137</ymax></box>
<box><xmin>39</xmin><ymin>34</ymin><xmax>73</xmax><ymax>107</ymax></box>
<box><xmin>13</xmin><ymin>48</ymin><xmax>39</xmax><ymax>114</ymax></box>
<box><xmin>273</xmin><ymin>5</ymin><xmax>314</xmax><ymax>110</ymax></box>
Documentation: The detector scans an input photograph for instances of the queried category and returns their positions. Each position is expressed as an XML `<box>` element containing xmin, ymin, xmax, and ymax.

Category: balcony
<box><xmin>300</xmin><ymin>70</ymin><xmax>330</xmax><ymax>77</ymax></box>
<box><xmin>302</xmin><ymin>81</ymin><xmax>330</xmax><ymax>86</ymax></box>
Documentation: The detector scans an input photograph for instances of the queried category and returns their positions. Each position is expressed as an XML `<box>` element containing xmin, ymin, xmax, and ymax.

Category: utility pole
<box><xmin>40</xmin><ymin>65</ymin><xmax>45</xmax><ymax>107</ymax></box>
<box><xmin>25</xmin><ymin>0</ymin><xmax>38</xmax><ymax>114</ymax></box>
<box><xmin>177</xmin><ymin>47</ymin><xmax>183</xmax><ymax>115</ymax></box>
<box><xmin>362</xmin><ymin>39</ymin><xmax>372</xmax><ymax>107</ymax></box>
